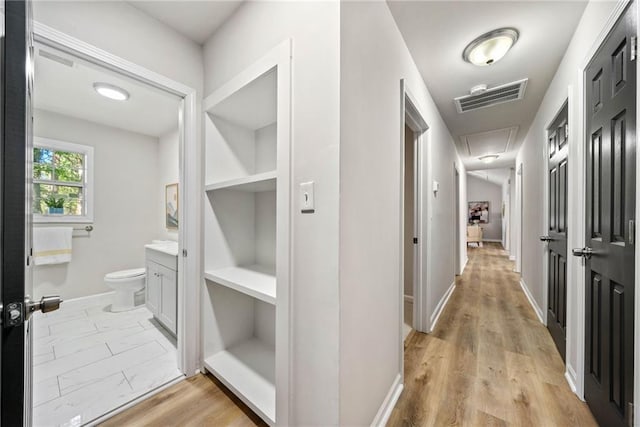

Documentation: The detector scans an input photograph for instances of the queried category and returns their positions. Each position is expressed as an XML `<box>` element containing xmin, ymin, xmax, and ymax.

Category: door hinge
<box><xmin>628</xmin><ymin>402</ymin><xmax>634</xmax><ymax>427</ymax></box>
<box><xmin>632</xmin><ymin>36</ymin><xmax>638</xmax><ymax>61</ymax></box>
<box><xmin>413</xmin><ymin>237</ymin><xmax>418</xmax><ymax>244</ymax></box>
<box><xmin>182</xmin><ymin>249</ymin><xmax>188</xmax><ymax>257</ymax></box>
<box><xmin>630</xmin><ymin>220</ymin><xmax>635</xmax><ymax>245</ymax></box>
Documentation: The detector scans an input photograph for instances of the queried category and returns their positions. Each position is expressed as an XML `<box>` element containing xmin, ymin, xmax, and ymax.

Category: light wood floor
<box><xmin>100</xmin><ymin>374</ymin><xmax>266</xmax><ymax>427</ymax></box>
<box><xmin>102</xmin><ymin>243</ymin><xmax>596</xmax><ymax>427</ymax></box>
<box><xmin>388</xmin><ymin>243</ymin><xmax>597</xmax><ymax>427</ymax></box>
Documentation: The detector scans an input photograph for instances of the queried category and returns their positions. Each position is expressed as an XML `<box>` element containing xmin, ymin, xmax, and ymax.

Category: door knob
<box><xmin>24</xmin><ymin>295</ymin><xmax>63</xmax><ymax>320</ymax></box>
<box><xmin>540</xmin><ymin>236</ymin><xmax>554</xmax><ymax>242</ymax></box>
<box><xmin>572</xmin><ymin>247</ymin><xmax>594</xmax><ymax>259</ymax></box>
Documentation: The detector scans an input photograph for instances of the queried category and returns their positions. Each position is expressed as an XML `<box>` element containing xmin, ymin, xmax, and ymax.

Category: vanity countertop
<box><xmin>145</xmin><ymin>241</ymin><xmax>179</xmax><ymax>257</ymax></box>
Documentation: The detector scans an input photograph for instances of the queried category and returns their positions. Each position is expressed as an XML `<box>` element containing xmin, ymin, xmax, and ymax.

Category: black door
<box><xmin>545</xmin><ymin>102</ymin><xmax>568</xmax><ymax>361</ymax></box>
<box><xmin>1</xmin><ymin>1</ymin><xmax>30</xmax><ymax>425</ymax></box>
<box><xmin>584</xmin><ymin>2</ymin><xmax>636</xmax><ymax>426</ymax></box>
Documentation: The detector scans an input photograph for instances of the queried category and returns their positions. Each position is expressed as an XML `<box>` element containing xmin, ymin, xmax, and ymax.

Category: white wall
<box><xmin>158</xmin><ymin>128</ymin><xmax>180</xmax><ymax>242</ymax></box>
<box><xmin>467</xmin><ymin>175</ymin><xmax>503</xmax><ymax>242</ymax></box>
<box><xmin>515</xmin><ymin>0</ymin><xmax>617</xmax><ymax>394</ymax></box>
<box><xmin>33</xmin><ymin>109</ymin><xmax>159</xmax><ymax>300</ymax></box>
<box><xmin>33</xmin><ymin>1</ymin><xmax>202</xmax><ymax>94</ymax></box>
<box><xmin>202</xmin><ymin>2</ymin><xmax>341</xmax><ymax>424</ymax></box>
<box><xmin>340</xmin><ymin>2</ymin><xmax>466</xmax><ymax>424</ymax></box>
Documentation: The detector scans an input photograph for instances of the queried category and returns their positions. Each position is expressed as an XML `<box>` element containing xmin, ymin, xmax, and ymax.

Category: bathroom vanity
<box><xmin>145</xmin><ymin>241</ymin><xmax>178</xmax><ymax>336</ymax></box>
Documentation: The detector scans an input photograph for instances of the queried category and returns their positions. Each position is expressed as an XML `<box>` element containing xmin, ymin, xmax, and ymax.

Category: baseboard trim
<box><xmin>519</xmin><ymin>278</ymin><xmax>544</xmax><ymax>324</ymax></box>
<box><xmin>430</xmin><ymin>281</ymin><xmax>456</xmax><ymax>332</ymax></box>
<box><xmin>509</xmin><ymin>255</ymin><xmax>516</xmax><ymax>261</ymax></box>
<box><xmin>63</xmin><ymin>290</ymin><xmax>115</xmax><ymax>304</ymax></box>
<box><xmin>482</xmin><ymin>238</ymin><xmax>502</xmax><ymax>242</ymax></box>
<box><xmin>404</xmin><ymin>295</ymin><xmax>414</xmax><ymax>303</ymax></box>
<box><xmin>565</xmin><ymin>369</ymin><xmax>577</xmax><ymax>395</ymax></box>
<box><xmin>459</xmin><ymin>257</ymin><xmax>468</xmax><ymax>275</ymax></box>
<box><xmin>370</xmin><ymin>373</ymin><xmax>403</xmax><ymax>427</ymax></box>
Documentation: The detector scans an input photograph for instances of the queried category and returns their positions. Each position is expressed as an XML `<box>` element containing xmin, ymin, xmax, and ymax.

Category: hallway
<box><xmin>388</xmin><ymin>243</ymin><xmax>596</xmax><ymax>426</ymax></box>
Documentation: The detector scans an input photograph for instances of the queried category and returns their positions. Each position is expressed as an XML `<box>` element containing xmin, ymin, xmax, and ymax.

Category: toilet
<box><xmin>104</xmin><ymin>268</ymin><xmax>146</xmax><ymax>312</ymax></box>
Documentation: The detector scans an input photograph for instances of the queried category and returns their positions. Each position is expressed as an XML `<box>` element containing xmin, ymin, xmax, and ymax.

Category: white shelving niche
<box><xmin>202</xmin><ymin>40</ymin><xmax>291</xmax><ymax>427</ymax></box>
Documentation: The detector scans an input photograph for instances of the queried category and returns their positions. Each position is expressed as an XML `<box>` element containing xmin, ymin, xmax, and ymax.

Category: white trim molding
<box><xmin>370</xmin><ymin>374</ymin><xmax>403</xmax><ymax>427</ymax></box>
<box><xmin>509</xmin><ymin>255</ymin><xmax>516</xmax><ymax>261</ymax></box>
<box><xmin>403</xmin><ymin>295</ymin><xmax>414</xmax><ymax>304</ymax></box>
<box><xmin>429</xmin><ymin>281</ymin><xmax>456</xmax><ymax>332</ymax></box>
<box><xmin>519</xmin><ymin>278</ymin><xmax>544</xmax><ymax>324</ymax></box>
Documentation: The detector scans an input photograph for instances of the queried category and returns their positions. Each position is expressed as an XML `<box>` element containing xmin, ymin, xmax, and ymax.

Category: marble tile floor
<box><xmin>31</xmin><ymin>292</ymin><xmax>183</xmax><ymax>427</ymax></box>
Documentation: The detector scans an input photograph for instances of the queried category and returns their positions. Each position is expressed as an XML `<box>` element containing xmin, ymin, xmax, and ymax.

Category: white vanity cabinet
<box><xmin>145</xmin><ymin>243</ymin><xmax>178</xmax><ymax>336</ymax></box>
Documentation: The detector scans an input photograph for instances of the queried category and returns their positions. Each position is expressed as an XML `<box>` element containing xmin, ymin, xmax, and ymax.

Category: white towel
<box><xmin>33</xmin><ymin>227</ymin><xmax>73</xmax><ymax>266</ymax></box>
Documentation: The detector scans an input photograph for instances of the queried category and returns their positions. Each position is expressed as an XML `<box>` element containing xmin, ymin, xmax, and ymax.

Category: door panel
<box><xmin>547</xmin><ymin>101</ymin><xmax>568</xmax><ymax>360</ymax></box>
<box><xmin>1</xmin><ymin>1</ymin><xmax>31</xmax><ymax>425</ymax></box>
<box><xmin>584</xmin><ymin>3</ymin><xmax>636</xmax><ymax>426</ymax></box>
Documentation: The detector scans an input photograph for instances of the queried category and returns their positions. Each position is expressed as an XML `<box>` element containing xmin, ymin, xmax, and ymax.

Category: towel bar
<box><xmin>72</xmin><ymin>225</ymin><xmax>93</xmax><ymax>232</ymax></box>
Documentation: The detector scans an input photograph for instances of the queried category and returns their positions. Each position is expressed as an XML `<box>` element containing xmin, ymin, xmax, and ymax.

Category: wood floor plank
<box><xmin>100</xmin><ymin>374</ymin><xmax>266</xmax><ymax>427</ymax></box>
<box><xmin>388</xmin><ymin>243</ymin><xmax>597</xmax><ymax>427</ymax></box>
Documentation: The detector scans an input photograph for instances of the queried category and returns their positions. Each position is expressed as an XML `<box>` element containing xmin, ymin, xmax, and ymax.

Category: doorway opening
<box><xmin>403</xmin><ymin>123</ymin><xmax>417</xmax><ymax>340</ymax></box>
<box><xmin>400</xmin><ymin>84</ymin><xmax>429</xmax><ymax>345</ymax></box>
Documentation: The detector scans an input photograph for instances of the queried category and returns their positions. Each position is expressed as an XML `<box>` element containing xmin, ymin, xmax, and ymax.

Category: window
<box><xmin>33</xmin><ymin>137</ymin><xmax>94</xmax><ymax>223</ymax></box>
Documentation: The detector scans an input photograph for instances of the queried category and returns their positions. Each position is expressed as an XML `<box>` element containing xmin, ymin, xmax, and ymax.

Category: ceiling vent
<box><xmin>454</xmin><ymin>78</ymin><xmax>528</xmax><ymax>113</ymax></box>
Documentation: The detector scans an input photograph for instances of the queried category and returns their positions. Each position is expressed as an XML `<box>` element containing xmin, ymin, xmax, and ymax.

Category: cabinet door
<box><xmin>146</xmin><ymin>262</ymin><xmax>161</xmax><ymax>317</ymax></box>
<box><xmin>158</xmin><ymin>264</ymin><xmax>177</xmax><ymax>335</ymax></box>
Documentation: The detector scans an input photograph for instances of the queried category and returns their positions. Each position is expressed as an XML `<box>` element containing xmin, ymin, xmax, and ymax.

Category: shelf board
<box><xmin>203</xmin><ymin>338</ymin><xmax>275</xmax><ymax>426</ymax></box>
<box><xmin>204</xmin><ymin>265</ymin><xmax>276</xmax><ymax>305</ymax></box>
<box><xmin>205</xmin><ymin>171</ymin><xmax>277</xmax><ymax>193</ymax></box>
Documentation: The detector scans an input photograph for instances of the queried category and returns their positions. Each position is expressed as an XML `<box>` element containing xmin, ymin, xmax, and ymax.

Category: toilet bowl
<box><xmin>104</xmin><ymin>268</ymin><xmax>146</xmax><ymax>312</ymax></box>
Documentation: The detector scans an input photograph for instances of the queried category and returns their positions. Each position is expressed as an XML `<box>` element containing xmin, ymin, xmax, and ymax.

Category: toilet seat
<box><xmin>105</xmin><ymin>268</ymin><xmax>146</xmax><ymax>281</ymax></box>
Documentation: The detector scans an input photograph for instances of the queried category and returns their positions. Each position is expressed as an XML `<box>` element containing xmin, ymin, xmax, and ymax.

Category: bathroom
<box><xmin>30</xmin><ymin>41</ymin><xmax>184</xmax><ymax>426</ymax></box>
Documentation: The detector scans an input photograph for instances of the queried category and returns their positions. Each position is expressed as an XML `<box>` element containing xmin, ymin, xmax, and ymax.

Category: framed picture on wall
<box><xmin>468</xmin><ymin>201</ymin><xmax>489</xmax><ymax>224</ymax></box>
<box><xmin>165</xmin><ymin>183</ymin><xmax>178</xmax><ymax>230</ymax></box>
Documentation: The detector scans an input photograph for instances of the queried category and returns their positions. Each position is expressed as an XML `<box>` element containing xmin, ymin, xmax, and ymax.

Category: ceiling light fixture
<box><xmin>93</xmin><ymin>82</ymin><xmax>130</xmax><ymax>101</ymax></box>
<box><xmin>479</xmin><ymin>154</ymin><xmax>500</xmax><ymax>164</ymax></box>
<box><xmin>463</xmin><ymin>28</ymin><xmax>519</xmax><ymax>66</ymax></box>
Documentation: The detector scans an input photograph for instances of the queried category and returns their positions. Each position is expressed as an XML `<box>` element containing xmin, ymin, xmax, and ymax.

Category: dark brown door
<box><xmin>546</xmin><ymin>102</ymin><xmax>568</xmax><ymax>361</ymax></box>
<box><xmin>584</xmin><ymin>2</ymin><xmax>636</xmax><ymax>426</ymax></box>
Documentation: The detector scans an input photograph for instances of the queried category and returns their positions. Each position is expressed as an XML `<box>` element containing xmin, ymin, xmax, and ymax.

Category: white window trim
<box><xmin>33</xmin><ymin>136</ymin><xmax>94</xmax><ymax>224</ymax></box>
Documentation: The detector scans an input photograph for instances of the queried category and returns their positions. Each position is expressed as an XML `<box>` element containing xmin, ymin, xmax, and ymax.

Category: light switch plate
<box><xmin>300</xmin><ymin>181</ymin><xmax>315</xmax><ymax>213</ymax></box>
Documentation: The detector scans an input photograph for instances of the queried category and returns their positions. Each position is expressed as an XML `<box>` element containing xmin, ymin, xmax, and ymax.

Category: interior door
<box><xmin>583</xmin><ymin>2</ymin><xmax>636</xmax><ymax>426</ymax></box>
<box><xmin>544</xmin><ymin>102</ymin><xmax>569</xmax><ymax>361</ymax></box>
<box><xmin>1</xmin><ymin>1</ymin><xmax>31</xmax><ymax>424</ymax></box>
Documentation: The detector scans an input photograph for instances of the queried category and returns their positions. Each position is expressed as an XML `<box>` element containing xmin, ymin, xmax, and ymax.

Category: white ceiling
<box><xmin>34</xmin><ymin>44</ymin><xmax>180</xmax><ymax>138</ymax></box>
<box><xmin>128</xmin><ymin>1</ymin><xmax>244</xmax><ymax>44</ymax></box>
<box><xmin>468</xmin><ymin>168</ymin><xmax>512</xmax><ymax>186</ymax></box>
<box><xmin>387</xmin><ymin>1</ymin><xmax>588</xmax><ymax>170</ymax></box>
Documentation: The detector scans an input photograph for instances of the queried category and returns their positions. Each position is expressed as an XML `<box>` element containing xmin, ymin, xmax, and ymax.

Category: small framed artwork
<box><xmin>468</xmin><ymin>201</ymin><xmax>489</xmax><ymax>224</ymax></box>
<box><xmin>165</xmin><ymin>183</ymin><xmax>179</xmax><ymax>230</ymax></box>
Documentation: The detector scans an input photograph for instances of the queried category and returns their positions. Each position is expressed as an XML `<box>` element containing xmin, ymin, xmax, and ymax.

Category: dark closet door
<box><xmin>584</xmin><ymin>2</ymin><xmax>636</xmax><ymax>426</ymax></box>
<box><xmin>546</xmin><ymin>102</ymin><xmax>568</xmax><ymax>361</ymax></box>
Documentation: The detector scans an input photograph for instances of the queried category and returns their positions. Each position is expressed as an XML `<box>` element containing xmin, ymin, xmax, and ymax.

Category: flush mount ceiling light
<box><xmin>93</xmin><ymin>82</ymin><xmax>130</xmax><ymax>101</ymax></box>
<box><xmin>479</xmin><ymin>154</ymin><xmax>500</xmax><ymax>164</ymax></box>
<box><xmin>463</xmin><ymin>28</ymin><xmax>519</xmax><ymax>66</ymax></box>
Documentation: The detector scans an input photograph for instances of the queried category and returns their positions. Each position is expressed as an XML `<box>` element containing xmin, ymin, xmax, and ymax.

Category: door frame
<box><xmin>516</xmin><ymin>162</ymin><xmax>523</xmax><ymax>274</ymax></box>
<box><xmin>31</xmin><ymin>22</ymin><xmax>200</xmax><ymax>381</ymax></box>
<box><xmin>570</xmin><ymin>0</ymin><xmax>638</xmax><ymax>409</ymax></box>
<box><xmin>399</xmin><ymin>80</ymin><xmax>429</xmax><ymax>379</ymax></box>
<box><xmin>454</xmin><ymin>165</ymin><xmax>461</xmax><ymax>275</ymax></box>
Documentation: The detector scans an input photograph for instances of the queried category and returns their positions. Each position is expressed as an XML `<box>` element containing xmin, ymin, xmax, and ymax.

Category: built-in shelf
<box><xmin>205</xmin><ymin>171</ymin><xmax>277</xmax><ymax>193</ymax></box>
<box><xmin>203</xmin><ymin>338</ymin><xmax>275</xmax><ymax>426</ymax></box>
<box><xmin>204</xmin><ymin>265</ymin><xmax>276</xmax><ymax>305</ymax></box>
